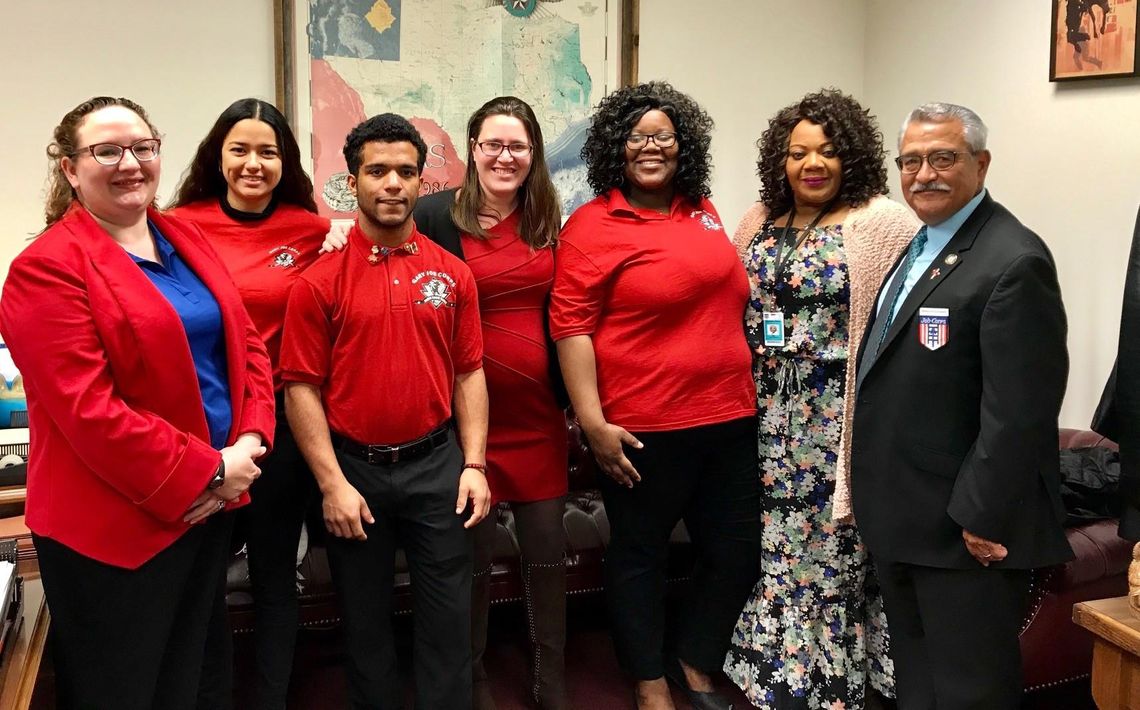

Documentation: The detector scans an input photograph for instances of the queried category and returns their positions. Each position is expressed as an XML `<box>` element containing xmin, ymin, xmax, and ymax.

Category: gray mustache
<box><xmin>910</xmin><ymin>182</ymin><xmax>952</xmax><ymax>193</ymax></box>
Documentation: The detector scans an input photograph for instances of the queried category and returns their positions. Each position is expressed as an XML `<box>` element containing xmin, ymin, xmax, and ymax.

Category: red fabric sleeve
<box><xmin>549</xmin><ymin>239</ymin><xmax>607</xmax><ymax>340</ymax></box>
<box><xmin>0</xmin><ymin>255</ymin><xmax>220</xmax><ymax>523</ymax></box>
<box><xmin>452</xmin><ymin>267</ymin><xmax>484</xmax><ymax>374</ymax></box>
<box><xmin>279</xmin><ymin>277</ymin><xmax>333</xmax><ymax>386</ymax></box>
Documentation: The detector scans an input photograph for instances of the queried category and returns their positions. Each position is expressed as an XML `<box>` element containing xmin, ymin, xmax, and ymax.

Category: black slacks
<box><xmin>326</xmin><ymin>432</ymin><xmax>472</xmax><ymax>710</ymax></box>
<box><xmin>875</xmin><ymin>560</ymin><xmax>1030</xmax><ymax>710</ymax></box>
<box><xmin>598</xmin><ymin>416</ymin><xmax>763</xmax><ymax>680</ymax></box>
<box><xmin>241</xmin><ymin>401</ymin><xmax>318</xmax><ymax>710</ymax></box>
<box><xmin>34</xmin><ymin>512</ymin><xmax>233</xmax><ymax>710</ymax></box>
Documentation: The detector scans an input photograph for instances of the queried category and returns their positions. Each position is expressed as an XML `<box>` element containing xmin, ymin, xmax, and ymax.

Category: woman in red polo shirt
<box><xmin>0</xmin><ymin>96</ymin><xmax>273</xmax><ymax>709</ymax></box>
<box><xmin>550</xmin><ymin>82</ymin><xmax>761</xmax><ymax>710</ymax></box>
<box><xmin>169</xmin><ymin>98</ymin><xmax>331</xmax><ymax>710</ymax></box>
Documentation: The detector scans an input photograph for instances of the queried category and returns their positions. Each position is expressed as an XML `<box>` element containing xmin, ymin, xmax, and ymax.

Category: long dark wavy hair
<box><xmin>452</xmin><ymin>96</ymin><xmax>560</xmax><ymax>248</ymax></box>
<box><xmin>580</xmin><ymin>81</ymin><xmax>714</xmax><ymax>203</ymax></box>
<box><xmin>169</xmin><ymin>98</ymin><xmax>318</xmax><ymax>212</ymax></box>
<box><xmin>44</xmin><ymin>96</ymin><xmax>160</xmax><ymax>226</ymax></box>
<box><xmin>757</xmin><ymin>88</ymin><xmax>889</xmax><ymax>217</ymax></box>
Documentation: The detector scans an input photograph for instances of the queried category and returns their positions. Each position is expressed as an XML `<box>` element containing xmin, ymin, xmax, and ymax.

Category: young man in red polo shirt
<box><xmin>280</xmin><ymin>113</ymin><xmax>491</xmax><ymax>709</ymax></box>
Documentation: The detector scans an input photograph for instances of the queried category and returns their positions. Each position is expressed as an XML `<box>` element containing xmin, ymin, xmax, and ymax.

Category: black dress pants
<box><xmin>875</xmin><ymin>560</ymin><xmax>1030</xmax><ymax>710</ymax></box>
<box><xmin>34</xmin><ymin>512</ymin><xmax>233</xmax><ymax>710</ymax></box>
<box><xmin>598</xmin><ymin>416</ymin><xmax>763</xmax><ymax>680</ymax></box>
<box><xmin>326</xmin><ymin>432</ymin><xmax>472</xmax><ymax>710</ymax></box>
<box><xmin>242</xmin><ymin>402</ymin><xmax>318</xmax><ymax>709</ymax></box>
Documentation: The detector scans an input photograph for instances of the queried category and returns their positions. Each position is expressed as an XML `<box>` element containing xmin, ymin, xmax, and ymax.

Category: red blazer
<box><xmin>0</xmin><ymin>204</ymin><xmax>275</xmax><ymax>569</ymax></box>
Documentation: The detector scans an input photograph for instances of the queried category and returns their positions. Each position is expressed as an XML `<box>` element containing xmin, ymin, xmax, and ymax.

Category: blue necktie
<box><xmin>875</xmin><ymin>226</ymin><xmax>928</xmax><ymax>353</ymax></box>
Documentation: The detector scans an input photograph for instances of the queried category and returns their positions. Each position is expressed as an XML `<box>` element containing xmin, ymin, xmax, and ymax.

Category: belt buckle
<box><xmin>365</xmin><ymin>444</ymin><xmax>398</xmax><ymax>465</ymax></box>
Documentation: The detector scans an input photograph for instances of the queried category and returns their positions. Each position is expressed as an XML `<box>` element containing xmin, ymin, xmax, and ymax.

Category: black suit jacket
<box><xmin>851</xmin><ymin>193</ymin><xmax>1074</xmax><ymax>569</ymax></box>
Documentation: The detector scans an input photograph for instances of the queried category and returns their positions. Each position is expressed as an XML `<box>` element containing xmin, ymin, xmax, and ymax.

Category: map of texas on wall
<box><xmin>304</xmin><ymin>0</ymin><xmax>613</xmax><ymax>217</ymax></box>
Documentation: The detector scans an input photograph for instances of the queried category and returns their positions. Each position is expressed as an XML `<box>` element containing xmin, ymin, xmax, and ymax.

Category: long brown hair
<box><xmin>169</xmin><ymin>98</ymin><xmax>318</xmax><ymax>212</ymax></box>
<box><xmin>44</xmin><ymin>97</ymin><xmax>159</xmax><ymax>226</ymax></box>
<box><xmin>452</xmin><ymin>96</ymin><xmax>560</xmax><ymax>248</ymax></box>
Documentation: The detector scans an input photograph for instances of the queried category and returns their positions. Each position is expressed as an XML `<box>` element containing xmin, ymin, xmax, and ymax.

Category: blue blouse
<box><xmin>131</xmin><ymin>223</ymin><xmax>232</xmax><ymax>449</ymax></box>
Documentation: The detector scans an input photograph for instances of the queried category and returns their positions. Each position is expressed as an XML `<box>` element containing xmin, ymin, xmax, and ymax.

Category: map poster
<box><xmin>276</xmin><ymin>0</ymin><xmax>628</xmax><ymax>218</ymax></box>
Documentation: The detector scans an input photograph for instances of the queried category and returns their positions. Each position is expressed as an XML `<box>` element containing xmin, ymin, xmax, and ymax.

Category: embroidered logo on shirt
<box><xmin>269</xmin><ymin>246</ymin><xmax>300</xmax><ymax>269</ymax></box>
<box><xmin>412</xmin><ymin>271</ymin><xmax>457</xmax><ymax>309</ymax></box>
<box><xmin>690</xmin><ymin>210</ymin><xmax>723</xmax><ymax>232</ymax></box>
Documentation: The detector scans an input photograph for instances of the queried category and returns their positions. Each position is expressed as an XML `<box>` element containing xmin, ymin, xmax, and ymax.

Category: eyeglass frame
<box><xmin>625</xmin><ymin>132</ymin><xmax>678</xmax><ymax>150</ymax></box>
<box><xmin>894</xmin><ymin>150</ymin><xmax>975</xmax><ymax>174</ymax></box>
<box><xmin>475</xmin><ymin>140</ymin><xmax>534</xmax><ymax>158</ymax></box>
<box><xmin>70</xmin><ymin>138</ymin><xmax>163</xmax><ymax>166</ymax></box>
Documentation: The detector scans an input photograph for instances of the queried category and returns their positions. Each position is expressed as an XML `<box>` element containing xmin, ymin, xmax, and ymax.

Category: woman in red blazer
<box><xmin>0</xmin><ymin>97</ymin><xmax>275</xmax><ymax>709</ymax></box>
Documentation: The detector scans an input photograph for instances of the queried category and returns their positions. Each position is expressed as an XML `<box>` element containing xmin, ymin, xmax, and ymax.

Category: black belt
<box><xmin>330</xmin><ymin>423</ymin><xmax>451</xmax><ymax>465</ymax></box>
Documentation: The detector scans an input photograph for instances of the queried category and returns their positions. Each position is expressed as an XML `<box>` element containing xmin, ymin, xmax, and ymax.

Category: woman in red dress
<box><xmin>413</xmin><ymin>96</ymin><xmax>568</xmax><ymax>710</ymax></box>
<box><xmin>168</xmin><ymin>98</ymin><xmax>331</xmax><ymax>710</ymax></box>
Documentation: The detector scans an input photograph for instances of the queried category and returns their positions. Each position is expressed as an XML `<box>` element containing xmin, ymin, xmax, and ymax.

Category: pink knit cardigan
<box><xmin>732</xmin><ymin>195</ymin><xmax>920</xmax><ymax>521</ymax></box>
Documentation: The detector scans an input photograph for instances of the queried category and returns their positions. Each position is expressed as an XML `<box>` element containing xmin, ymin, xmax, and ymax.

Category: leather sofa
<box><xmin>224</xmin><ymin>424</ymin><xmax>1130</xmax><ymax>697</ymax></box>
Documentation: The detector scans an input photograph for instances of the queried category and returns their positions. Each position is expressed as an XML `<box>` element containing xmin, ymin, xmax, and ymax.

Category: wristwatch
<box><xmin>207</xmin><ymin>460</ymin><xmax>226</xmax><ymax>490</ymax></box>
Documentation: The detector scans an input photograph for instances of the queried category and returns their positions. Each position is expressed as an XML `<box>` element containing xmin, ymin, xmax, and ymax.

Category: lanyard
<box><xmin>770</xmin><ymin>201</ymin><xmax>835</xmax><ymax>285</ymax></box>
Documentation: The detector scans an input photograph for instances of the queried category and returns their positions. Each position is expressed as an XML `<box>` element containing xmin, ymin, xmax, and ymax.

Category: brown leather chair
<box><xmin>1019</xmin><ymin>428</ymin><xmax>1132</xmax><ymax>692</ymax></box>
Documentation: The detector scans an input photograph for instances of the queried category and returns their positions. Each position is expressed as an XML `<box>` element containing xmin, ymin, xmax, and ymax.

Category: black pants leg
<box><xmin>876</xmin><ymin>561</ymin><xmax>1029</xmax><ymax>710</ymax></box>
<box><xmin>327</xmin><ymin>434</ymin><xmax>472</xmax><ymax>710</ymax></box>
<box><xmin>599</xmin><ymin>417</ymin><xmax>762</xmax><ymax>680</ymax></box>
<box><xmin>35</xmin><ymin>512</ymin><xmax>231</xmax><ymax>710</ymax></box>
<box><xmin>197</xmin><ymin>512</ymin><xmax>238</xmax><ymax>710</ymax></box>
<box><xmin>675</xmin><ymin>417</ymin><xmax>763</xmax><ymax>672</ymax></box>
<box><xmin>243</xmin><ymin>411</ymin><xmax>318</xmax><ymax>710</ymax></box>
<box><xmin>326</xmin><ymin>454</ymin><xmax>401</xmax><ymax>710</ymax></box>
<box><xmin>395</xmin><ymin>435</ymin><xmax>472</xmax><ymax>710</ymax></box>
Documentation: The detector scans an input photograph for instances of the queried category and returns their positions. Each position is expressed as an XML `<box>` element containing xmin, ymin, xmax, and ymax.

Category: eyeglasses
<box><xmin>626</xmin><ymin>132</ymin><xmax>677</xmax><ymax>150</ymax></box>
<box><xmin>71</xmin><ymin>138</ymin><xmax>162</xmax><ymax>166</ymax></box>
<box><xmin>894</xmin><ymin>150</ymin><xmax>973</xmax><ymax>174</ymax></box>
<box><xmin>476</xmin><ymin>141</ymin><xmax>533</xmax><ymax>158</ymax></box>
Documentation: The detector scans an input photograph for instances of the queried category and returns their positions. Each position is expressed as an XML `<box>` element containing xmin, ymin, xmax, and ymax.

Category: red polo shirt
<box><xmin>550</xmin><ymin>189</ymin><xmax>755</xmax><ymax>432</ymax></box>
<box><xmin>280</xmin><ymin>223</ymin><xmax>482</xmax><ymax>444</ymax></box>
<box><xmin>169</xmin><ymin>200</ymin><xmax>330</xmax><ymax>389</ymax></box>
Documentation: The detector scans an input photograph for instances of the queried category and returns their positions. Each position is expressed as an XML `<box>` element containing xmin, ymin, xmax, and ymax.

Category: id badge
<box><xmin>762</xmin><ymin>311</ymin><xmax>786</xmax><ymax>348</ymax></box>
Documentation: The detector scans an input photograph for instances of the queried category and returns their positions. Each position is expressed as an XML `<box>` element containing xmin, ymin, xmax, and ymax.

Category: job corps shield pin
<box><xmin>917</xmin><ymin>307</ymin><xmax>949</xmax><ymax>351</ymax></box>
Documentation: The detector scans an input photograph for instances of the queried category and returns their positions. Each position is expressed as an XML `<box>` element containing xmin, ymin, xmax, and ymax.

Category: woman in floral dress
<box><xmin>724</xmin><ymin>89</ymin><xmax>919</xmax><ymax>709</ymax></box>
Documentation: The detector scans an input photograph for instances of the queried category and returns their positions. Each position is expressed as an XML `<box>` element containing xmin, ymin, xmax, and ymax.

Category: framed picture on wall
<box><xmin>273</xmin><ymin>0</ymin><xmax>640</xmax><ymax>218</ymax></box>
<box><xmin>1050</xmin><ymin>0</ymin><xmax>1139</xmax><ymax>81</ymax></box>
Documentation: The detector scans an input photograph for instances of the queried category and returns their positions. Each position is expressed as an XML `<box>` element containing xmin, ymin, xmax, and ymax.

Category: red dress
<box><xmin>462</xmin><ymin>212</ymin><xmax>568</xmax><ymax>503</ymax></box>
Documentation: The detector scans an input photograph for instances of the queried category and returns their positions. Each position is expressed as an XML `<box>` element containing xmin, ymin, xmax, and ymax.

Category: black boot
<box><xmin>522</xmin><ymin>559</ymin><xmax>568</xmax><ymax>710</ymax></box>
<box><xmin>472</xmin><ymin>564</ymin><xmax>498</xmax><ymax>710</ymax></box>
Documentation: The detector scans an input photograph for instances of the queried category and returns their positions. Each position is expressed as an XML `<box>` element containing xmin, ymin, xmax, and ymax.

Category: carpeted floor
<box><xmin>231</xmin><ymin>594</ymin><xmax>1095</xmax><ymax>709</ymax></box>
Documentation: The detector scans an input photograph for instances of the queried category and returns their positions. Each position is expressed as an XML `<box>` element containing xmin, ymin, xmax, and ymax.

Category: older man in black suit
<box><xmin>851</xmin><ymin>103</ymin><xmax>1074</xmax><ymax>710</ymax></box>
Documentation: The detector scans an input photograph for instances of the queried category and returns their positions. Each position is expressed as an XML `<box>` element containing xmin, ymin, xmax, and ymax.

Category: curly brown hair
<box><xmin>756</xmin><ymin>88</ymin><xmax>888</xmax><ymax>217</ymax></box>
<box><xmin>580</xmin><ymin>81</ymin><xmax>713</xmax><ymax>203</ymax></box>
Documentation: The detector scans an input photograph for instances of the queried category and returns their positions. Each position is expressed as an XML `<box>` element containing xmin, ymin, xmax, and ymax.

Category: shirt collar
<box><xmin>605</xmin><ymin>187</ymin><xmax>686</xmax><ymax>221</ymax></box>
<box><xmin>128</xmin><ymin>220</ymin><xmax>176</xmax><ymax>269</ymax></box>
<box><xmin>348</xmin><ymin>220</ymin><xmax>424</xmax><ymax>264</ymax></box>
<box><xmin>926</xmin><ymin>188</ymin><xmax>987</xmax><ymax>244</ymax></box>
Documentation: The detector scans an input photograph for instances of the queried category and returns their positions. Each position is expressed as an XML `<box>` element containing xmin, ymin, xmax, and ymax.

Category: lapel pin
<box><xmin>930</xmin><ymin>268</ymin><xmax>941</xmax><ymax>280</ymax></box>
<box><xmin>944</xmin><ymin>253</ymin><xmax>959</xmax><ymax>265</ymax></box>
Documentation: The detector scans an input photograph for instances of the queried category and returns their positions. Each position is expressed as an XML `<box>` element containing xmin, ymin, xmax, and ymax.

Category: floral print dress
<box><xmin>724</xmin><ymin>221</ymin><xmax>893</xmax><ymax>709</ymax></box>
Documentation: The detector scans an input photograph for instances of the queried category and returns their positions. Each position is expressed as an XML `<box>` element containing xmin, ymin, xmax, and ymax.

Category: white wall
<box><xmin>0</xmin><ymin>0</ymin><xmax>277</xmax><ymax>280</ymax></box>
<box><xmin>864</xmin><ymin>0</ymin><xmax>1140</xmax><ymax>428</ymax></box>
<box><xmin>637</xmin><ymin>0</ymin><xmax>868</xmax><ymax>232</ymax></box>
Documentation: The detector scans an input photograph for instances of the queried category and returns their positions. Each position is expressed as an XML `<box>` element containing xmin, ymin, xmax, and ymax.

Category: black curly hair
<box><xmin>756</xmin><ymin>88</ymin><xmax>889</xmax><ymax>217</ymax></box>
<box><xmin>343</xmin><ymin>113</ymin><xmax>428</xmax><ymax>176</ymax></box>
<box><xmin>580</xmin><ymin>81</ymin><xmax>713</xmax><ymax>203</ymax></box>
